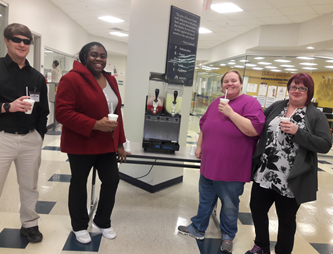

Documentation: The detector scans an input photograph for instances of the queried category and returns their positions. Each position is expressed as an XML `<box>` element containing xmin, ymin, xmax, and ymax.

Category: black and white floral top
<box><xmin>254</xmin><ymin>104</ymin><xmax>308</xmax><ymax>198</ymax></box>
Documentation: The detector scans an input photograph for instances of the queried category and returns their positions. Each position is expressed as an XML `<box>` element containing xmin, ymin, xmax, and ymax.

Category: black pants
<box><xmin>67</xmin><ymin>153</ymin><xmax>119</xmax><ymax>231</ymax></box>
<box><xmin>250</xmin><ymin>182</ymin><xmax>300</xmax><ymax>254</ymax></box>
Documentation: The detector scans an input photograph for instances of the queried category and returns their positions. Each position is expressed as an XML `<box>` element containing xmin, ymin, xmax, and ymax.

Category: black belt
<box><xmin>1</xmin><ymin>130</ymin><xmax>34</xmax><ymax>135</ymax></box>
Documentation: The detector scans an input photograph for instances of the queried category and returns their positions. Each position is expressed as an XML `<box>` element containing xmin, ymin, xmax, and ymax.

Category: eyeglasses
<box><xmin>289</xmin><ymin>86</ymin><xmax>308</xmax><ymax>92</ymax></box>
<box><xmin>7</xmin><ymin>37</ymin><xmax>32</xmax><ymax>45</ymax></box>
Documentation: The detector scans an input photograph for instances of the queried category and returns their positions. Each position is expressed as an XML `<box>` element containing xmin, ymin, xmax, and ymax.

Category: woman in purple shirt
<box><xmin>178</xmin><ymin>70</ymin><xmax>265</xmax><ymax>253</ymax></box>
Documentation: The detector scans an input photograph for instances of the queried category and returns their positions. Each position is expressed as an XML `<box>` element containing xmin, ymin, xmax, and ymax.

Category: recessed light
<box><xmin>220</xmin><ymin>64</ymin><xmax>226</xmax><ymax>66</ymax></box>
<box><xmin>265</xmin><ymin>66</ymin><xmax>277</xmax><ymax>69</ymax></box>
<box><xmin>245</xmin><ymin>63</ymin><xmax>256</xmax><ymax>66</ymax></box>
<box><xmin>274</xmin><ymin>59</ymin><xmax>291</xmax><ymax>63</ymax></box>
<box><xmin>258</xmin><ymin>62</ymin><xmax>271</xmax><ymax>65</ymax></box>
<box><xmin>234</xmin><ymin>65</ymin><xmax>244</xmax><ymax>68</ymax></box>
<box><xmin>326</xmin><ymin>60</ymin><xmax>333</xmax><ymax>63</ymax></box>
<box><xmin>296</xmin><ymin>56</ymin><xmax>315</xmax><ymax>60</ymax></box>
<box><xmin>239</xmin><ymin>60</ymin><xmax>249</xmax><ymax>62</ymax></box>
<box><xmin>228</xmin><ymin>62</ymin><xmax>236</xmax><ymax>65</ymax></box>
<box><xmin>280</xmin><ymin>65</ymin><xmax>295</xmax><ymax>67</ymax></box>
<box><xmin>302</xmin><ymin>67</ymin><xmax>317</xmax><ymax>70</ymax></box>
<box><xmin>254</xmin><ymin>57</ymin><xmax>265</xmax><ymax>60</ymax></box>
<box><xmin>209</xmin><ymin>65</ymin><xmax>213</xmax><ymax>66</ymax></box>
<box><xmin>199</xmin><ymin>27</ymin><xmax>212</xmax><ymax>34</ymax></box>
<box><xmin>271</xmin><ymin>70</ymin><xmax>282</xmax><ymax>72</ymax></box>
<box><xmin>299</xmin><ymin>63</ymin><xmax>318</xmax><ymax>66</ymax></box>
<box><xmin>307</xmin><ymin>46</ymin><xmax>314</xmax><ymax>49</ymax></box>
<box><xmin>109</xmin><ymin>31</ymin><xmax>128</xmax><ymax>37</ymax></box>
<box><xmin>285</xmin><ymin>69</ymin><xmax>298</xmax><ymax>71</ymax></box>
<box><xmin>324</xmin><ymin>66</ymin><xmax>333</xmax><ymax>68</ymax></box>
<box><xmin>211</xmin><ymin>3</ymin><xmax>243</xmax><ymax>13</ymax></box>
<box><xmin>253</xmin><ymin>67</ymin><xmax>263</xmax><ymax>70</ymax></box>
<box><xmin>98</xmin><ymin>16</ymin><xmax>124</xmax><ymax>23</ymax></box>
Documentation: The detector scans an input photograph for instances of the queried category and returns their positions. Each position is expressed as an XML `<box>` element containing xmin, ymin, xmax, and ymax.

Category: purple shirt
<box><xmin>200</xmin><ymin>94</ymin><xmax>265</xmax><ymax>182</ymax></box>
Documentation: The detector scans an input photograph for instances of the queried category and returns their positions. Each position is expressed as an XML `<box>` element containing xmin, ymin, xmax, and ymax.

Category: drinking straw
<box><xmin>111</xmin><ymin>102</ymin><xmax>114</xmax><ymax>114</ymax></box>
<box><xmin>290</xmin><ymin>108</ymin><xmax>297</xmax><ymax>117</ymax></box>
<box><xmin>26</xmin><ymin>87</ymin><xmax>28</xmax><ymax>96</ymax></box>
<box><xmin>225</xmin><ymin>88</ymin><xmax>228</xmax><ymax>99</ymax></box>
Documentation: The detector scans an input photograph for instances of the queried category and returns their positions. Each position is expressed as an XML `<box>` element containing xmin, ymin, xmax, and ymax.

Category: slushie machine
<box><xmin>142</xmin><ymin>72</ymin><xmax>184</xmax><ymax>152</ymax></box>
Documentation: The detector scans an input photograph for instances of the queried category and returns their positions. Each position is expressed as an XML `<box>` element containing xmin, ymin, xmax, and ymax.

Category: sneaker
<box><xmin>220</xmin><ymin>239</ymin><xmax>233</xmax><ymax>253</ymax></box>
<box><xmin>177</xmin><ymin>224</ymin><xmax>205</xmax><ymax>240</ymax></box>
<box><xmin>245</xmin><ymin>244</ymin><xmax>267</xmax><ymax>254</ymax></box>
<box><xmin>20</xmin><ymin>226</ymin><xmax>43</xmax><ymax>243</ymax></box>
<box><xmin>93</xmin><ymin>222</ymin><xmax>116</xmax><ymax>239</ymax></box>
<box><xmin>73</xmin><ymin>230</ymin><xmax>91</xmax><ymax>244</ymax></box>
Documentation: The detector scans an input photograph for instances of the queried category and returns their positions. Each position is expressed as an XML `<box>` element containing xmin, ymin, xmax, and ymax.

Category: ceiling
<box><xmin>198</xmin><ymin>55</ymin><xmax>333</xmax><ymax>74</ymax></box>
<box><xmin>50</xmin><ymin>0</ymin><xmax>333</xmax><ymax>49</ymax></box>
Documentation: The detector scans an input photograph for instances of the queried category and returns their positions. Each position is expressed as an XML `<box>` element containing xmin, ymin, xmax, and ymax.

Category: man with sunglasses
<box><xmin>0</xmin><ymin>23</ymin><xmax>49</xmax><ymax>243</ymax></box>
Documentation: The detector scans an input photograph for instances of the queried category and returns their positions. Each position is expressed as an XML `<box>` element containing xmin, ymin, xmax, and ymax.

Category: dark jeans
<box><xmin>67</xmin><ymin>153</ymin><xmax>119</xmax><ymax>231</ymax></box>
<box><xmin>191</xmin><ymin>174</ymin><xmax>245</xmax><ymax>240</ymax></box>
<box><xmin>250</xmin><ymin>182</ymin><xmax>300</xmax><ymax>254</ymax></box>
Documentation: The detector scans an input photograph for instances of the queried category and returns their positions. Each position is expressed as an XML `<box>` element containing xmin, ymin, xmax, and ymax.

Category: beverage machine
<box><xmin>142</xmin><ymin>72</ymin><xmax>184</xmax><ymax>152</ymax></box>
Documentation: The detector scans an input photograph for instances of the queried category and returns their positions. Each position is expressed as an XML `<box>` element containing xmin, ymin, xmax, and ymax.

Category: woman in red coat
<box><xmin>55</xmin><ymin>42</ymin><xmax>127</xmax><ymax>244</ymax></box>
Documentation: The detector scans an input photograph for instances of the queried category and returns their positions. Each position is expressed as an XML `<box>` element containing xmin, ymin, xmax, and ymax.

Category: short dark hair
<box><xmin>79</xmin><ymin>42</ymin><xmax>107</xmax><ymax>66</ymax></box>
<box><xmin>53</xmin><ymin>60</ymin><xmax>59</xmax><ymax>67</ymax></box>
<box><xmin>287</xmin><ymin>73</ymin><xmax>314</xmax><ymax>106</ymax></box>
<box><xmin>4</xmin><ymin>23</ymin><xmax>33</xmax><ymax>41</ymax></box>
<box><xmin>221</xmin><ymin>70</ymin><xmax>243</xmax><ymax>84</ymax></box>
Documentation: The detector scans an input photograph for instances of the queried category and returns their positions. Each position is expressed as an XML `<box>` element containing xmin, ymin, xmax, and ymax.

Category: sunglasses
<box><xmin>8</xmin><ymin>37</ymin><xmax>32</xmax><ymax>45</ymax></box>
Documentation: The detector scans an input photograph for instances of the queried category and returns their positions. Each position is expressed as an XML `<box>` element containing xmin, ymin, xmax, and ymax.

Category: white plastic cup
<box><xmin>108</xmin><ymin>114</ymin><xmax>118</xmax><ymax>121</ymax></box>
<box><xmin>280</xmin><ymin>117</ymin><xmax>290</xmax><ymax>122</ymax></box>
<box><xmin>220</xmin><ymin>98</ymin><xmax>229</xmax><ymax>104</ymax></box>
<box><xmin>189</xmin><ymin>145</ymin><xmax>196</xmax><ymax>156</ymax></box>
<box><xmin>23</xmin><ymin>99</ymin><xmax>35</xmax><ymax>114</ymax></box>
<box><xmin>124</xmin><ymin>140</ymin><xmax>131</xmax><ymax>152</ymax></box>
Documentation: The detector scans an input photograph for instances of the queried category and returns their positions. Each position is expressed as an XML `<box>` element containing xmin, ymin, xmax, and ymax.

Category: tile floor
<box><xmin>0</xmin><ymin>115</ymin><xmax>333</xmax><ymax>254</ymax></box>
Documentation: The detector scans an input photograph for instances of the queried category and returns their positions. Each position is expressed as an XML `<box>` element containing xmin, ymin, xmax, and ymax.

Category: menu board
<box><xmin>165</xmin><ymin>6</ymin><xmax>200</xmax><ymax>86</ymax></box>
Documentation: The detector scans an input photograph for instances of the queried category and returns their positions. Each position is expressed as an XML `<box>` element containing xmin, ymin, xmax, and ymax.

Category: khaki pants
<box><xmin>0</xmin><ymin>130</ymin><xmax>43</xmax><ymax>228</ymax></box>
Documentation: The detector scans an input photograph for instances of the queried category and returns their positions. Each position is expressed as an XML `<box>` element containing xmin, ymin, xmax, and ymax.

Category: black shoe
<box><xmin>20</xmin><ymin>226</ymin><xmax>43</xmax><ymax>243</ymax></box>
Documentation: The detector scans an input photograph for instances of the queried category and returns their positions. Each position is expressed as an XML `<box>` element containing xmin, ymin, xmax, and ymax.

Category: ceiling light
<box><xmin>299</xmin><ymin>63</ymin><xmax>318</xmax><ymax>66</ymax></box>
<box><xmin>211</xmin><ymin>3</ymin><xmax>243</xmax><ymax>13</ymax></box>
<box><xmin>228</xmin><ymin>62</ymin><xmax>236</xmax><ymax>65</ymax></box>
<box><xmin>254</xmin><ymin>57</ymin><xmax>265</xmax><ymax>60</ymax></box>
<box><xmin>220</xmin><ymin>64</ymin><xmax>226</xmax><ymax>66</ymax></box>
<box><xmin>98</xmin><ymin>16</ymin><xmax>124</xmax><ymax>23</ymax></box>
<box><xmin>234</xmin><ymin>65</ymin><xmax>244</xmax><ymax>68</ymax></box>
<box><xmin>109</xmin><ymin>31</ymin><xmax>128</xmax><ymax>37</ymax></box>
<box><xmin>274</xmin><ymin>59</ymin><xmax>291</xmax><ymax>63</ymax></box>
<box><xmin>271</xmin><ymin>70</ymin><xmax>282</xmax><ymax>72</ymax></box>
<box><xmin>265</xmin><ymin>66</ymin><xmax>277</xmax><ymax>69</ymax></box>
<box><xmin>199</xmin><ymin>27</ymin><xmax>212</xmax><ymax>34</ymax></box>
<box><xmin>326</xmin><ymin>60</ymin><xmax>333</xmax><ymax>63</ymax></box>
<box><xmin>324</xmin><ymin>66</ymin><xmax>333</xmax><ymax>69</ymax></box>
<box><xmin>285</xmin><ymin>68</ymin><xmax>298</xmax><ymax>71</ymax></box>
<box><xmin>258</xmin><ymin>62</ymin><xmax>271</xmax><ymax>65</ymax></box>
<box><xmin>245</xmin><ymin>63</ymin><xmax>256</xmax><ymax>66</ymax></box>
<box><xmin>44</xmin><ymin>50</ymin><xmax>53</xmax><ymax>53</ymax></box>
<box><xmin>280</xmin><ymin>65</ymin><xmax>295</xmax><ymax>67</ymax></box>
<box><xmin>307</xmin><ymin>46</ymin><xmax>314</xmax><ymax>49</ymax></box>
<box><xmin>209</xmin><ymin>65</ymin><xmax>213</xmax><ymax>66</ymax></box>
<box><xmin>302</xmin><ymin>67</ymin><xmax>317</xmax><ymax>70</ymax></box>
<box><xmin>231</xmin><ymin>60</ymin><xmax>235</xmax><ymax>61</ymax></box>
<box><xmin>253</xmin><ymin>67</ymin><xmax>263</xmax><ymax>70</ymax></box>
<box><xmin>239</xmin><ymin>60</ymin><xmax>249</xmax><ymax>62</ymax></box>
<box><xmin>296</xmin><ymin>56</ymin><xmax>315</xmax><ymax>60</ymax></box>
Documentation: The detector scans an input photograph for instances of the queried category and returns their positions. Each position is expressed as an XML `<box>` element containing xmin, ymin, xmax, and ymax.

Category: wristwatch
<box><xmin>3</xmin><ymin>103</ymin><xmax>10</xmax><ymax>113</ymax></box>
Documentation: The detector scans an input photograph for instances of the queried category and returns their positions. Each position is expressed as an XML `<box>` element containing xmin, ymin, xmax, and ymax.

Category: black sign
<box><xmin>165</xmin><ymin>6</ymin><xmax>200</xmax><ymax>86</ymax></box>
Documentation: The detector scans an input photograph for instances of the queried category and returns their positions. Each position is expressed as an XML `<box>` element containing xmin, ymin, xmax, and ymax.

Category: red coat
<box><xmin>55</xmin><ymin>61</ymin><xmax>126</xmax><ymax>154</ymax></box>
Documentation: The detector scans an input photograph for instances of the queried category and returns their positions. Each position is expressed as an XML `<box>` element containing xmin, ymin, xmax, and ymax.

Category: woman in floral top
<box><xmin>246</xmin><ymin>73</ymin><xmax>332</xmax><ymax>254</ymax></box>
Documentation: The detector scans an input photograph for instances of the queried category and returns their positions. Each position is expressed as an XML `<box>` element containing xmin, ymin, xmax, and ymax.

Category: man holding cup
<box><xmin>0</xmin><ymin>23</ymin><xmax>49</xmax><ymax>243</ymax></box>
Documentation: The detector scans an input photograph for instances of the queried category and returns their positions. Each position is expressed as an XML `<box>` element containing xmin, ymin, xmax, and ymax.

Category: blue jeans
<box><xmin>191</xmin><ymin>174</ymin><xmax>245</xmax><ymax>240</ymax></box>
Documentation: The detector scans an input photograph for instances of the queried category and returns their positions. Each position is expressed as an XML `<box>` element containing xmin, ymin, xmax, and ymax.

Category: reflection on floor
<box><xmin>0</xmin><ymin>116</ymin><xmax>333</xmax><ymax>254</ymax></box>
